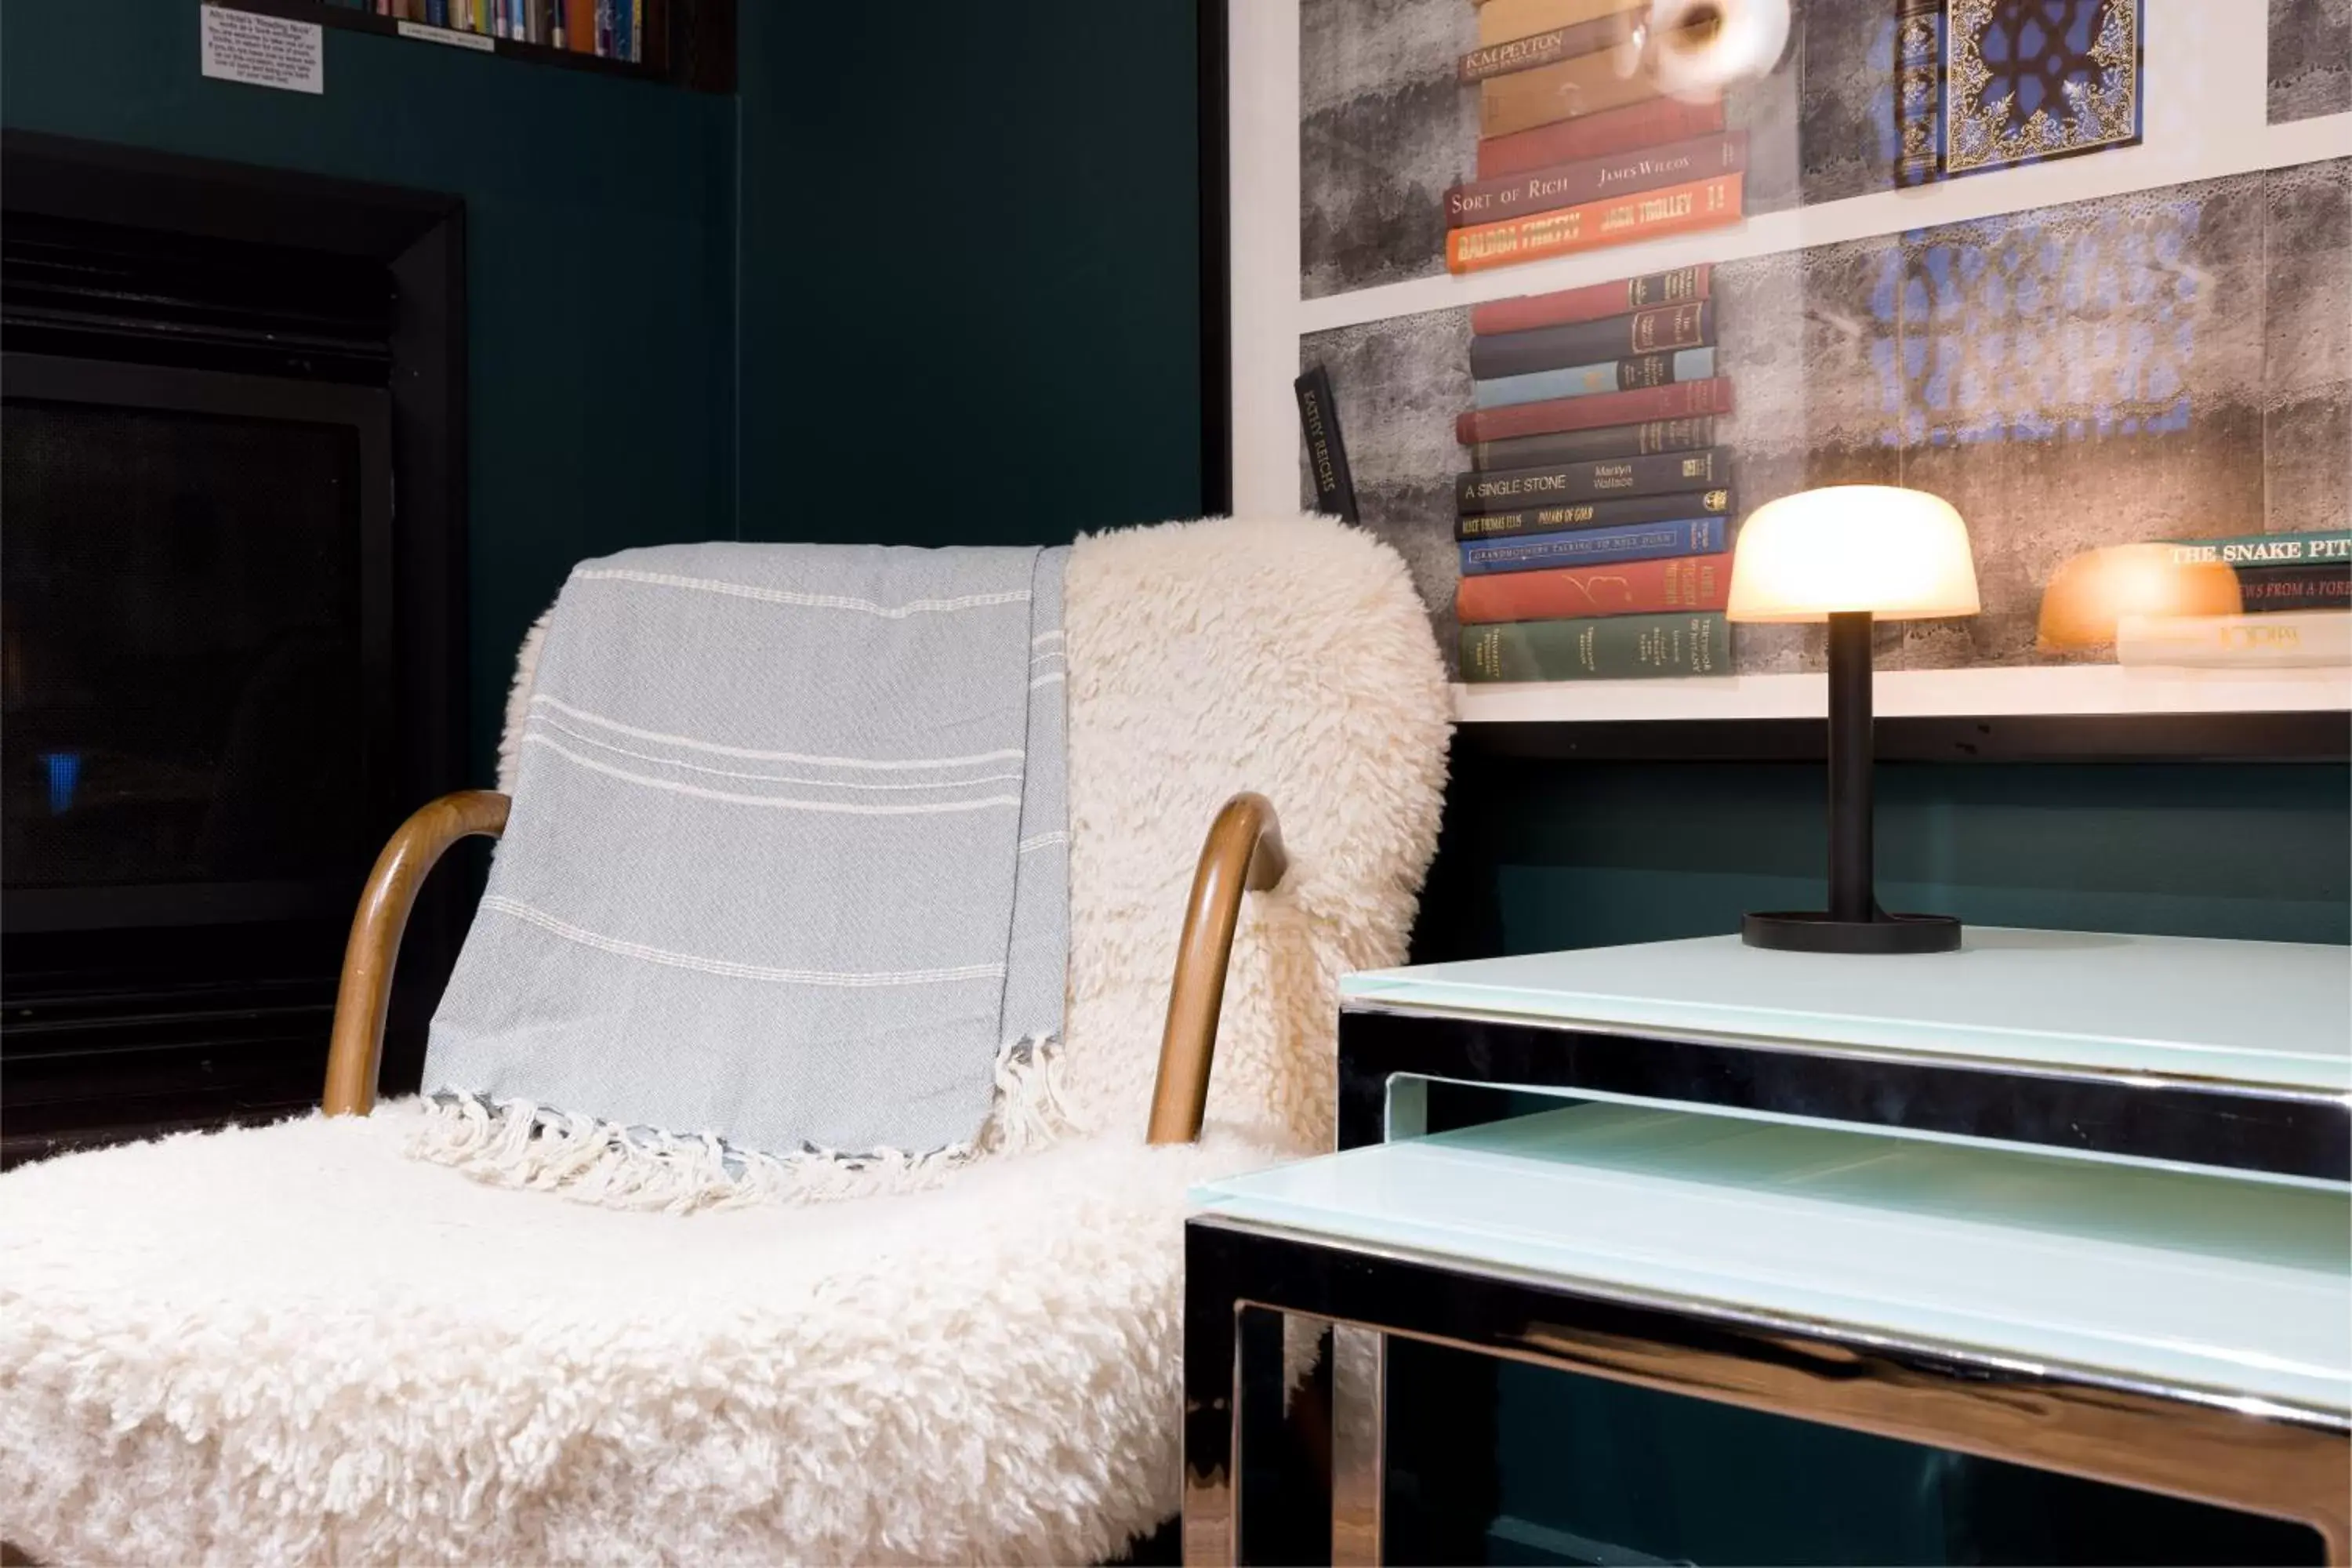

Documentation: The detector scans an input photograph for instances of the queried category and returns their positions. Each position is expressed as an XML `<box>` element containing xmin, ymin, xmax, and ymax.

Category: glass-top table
<box><xmin>1334</xmin><ymin>931</ymin><xmax>2352</xmax><ymax>1183</ymax></box>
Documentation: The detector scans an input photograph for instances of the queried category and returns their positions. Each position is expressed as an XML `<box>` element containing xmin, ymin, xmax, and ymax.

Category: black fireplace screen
<box><xmin>2</xmin><ymin>355</ymin><xmax>394</xmax><ymax>930</ymax></box>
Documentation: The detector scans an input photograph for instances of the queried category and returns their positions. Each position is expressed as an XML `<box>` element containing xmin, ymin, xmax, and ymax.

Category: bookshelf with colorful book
<box><xmin>227</xmin><ymin>0</ymin><xmax>734</xmax><ymax>87</ymax></box>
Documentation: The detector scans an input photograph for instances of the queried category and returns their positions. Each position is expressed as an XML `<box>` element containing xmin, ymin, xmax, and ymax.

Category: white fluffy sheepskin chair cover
<box><xmin>0</xmin><ymin>516</ymin><xmax>1452</xmax><ymax>1567</ymax></box>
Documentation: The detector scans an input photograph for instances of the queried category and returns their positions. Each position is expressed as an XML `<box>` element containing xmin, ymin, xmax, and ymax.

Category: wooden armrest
<box><xmin>321</xmin><ymin>789</ymin><xmax>510</xmax><ymax>1116</ymax></box>
<box><xmin>1145</xmin><ymin>792</ymin><xmax>1288</xmax><ymax>1145</ymax></box>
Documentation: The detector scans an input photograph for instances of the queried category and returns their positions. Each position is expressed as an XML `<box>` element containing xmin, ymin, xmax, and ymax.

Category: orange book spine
<box><xmin>1457</xmin><ymin>552</ymin><xmax>1732</xmax><ymax>623</ymax></box>
<box><xmin>1446</xmin><ymin>172</ymin><xmax>1743</xmax><ymax>275</ymax></box>
<box><xmin>564</xmin><ymin>0</ymin><xmax>595</xmax><ymax>50</ymax></box>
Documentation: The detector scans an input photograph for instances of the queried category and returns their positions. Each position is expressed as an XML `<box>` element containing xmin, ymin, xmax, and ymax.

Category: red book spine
<box><xmin>1457</xmin><ymin>377</ymin><xmax>1735</xmax><ymax>444</ymax></box>
<box><xmin>1457</xmin><ymin>551</ymin><xmax>1733</xmax><ymax>623</ymax></box>
<box><xmin>1477</xmin><ymin>96</ymin><xmax>1727</xmax><ymax>180</ymax></box>
<box><xmin>1448</xmin><ymin>132</ymin><xmax>1748</xmax><ymax>229</ymax></box>
<box><xmin>1472</xmin><ymin>265</ymin><xmax>1711</xmax><ymax>337</ymax></box>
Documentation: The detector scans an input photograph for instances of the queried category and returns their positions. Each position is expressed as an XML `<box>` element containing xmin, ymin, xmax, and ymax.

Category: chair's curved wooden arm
<box><xmin>321</xmin><ymin>789</ymin><xmax>510</xmax><ymax>1116</ymax></box>
<box><xmin>1146</xmin><ymin>792</ymin><xmax>1288</xmax><ymax>1145</ymax></box>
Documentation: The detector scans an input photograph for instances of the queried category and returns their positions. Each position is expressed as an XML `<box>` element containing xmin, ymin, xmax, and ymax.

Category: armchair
<box><xmin>0</xmin><ymin>516</ymin><xmax>1450</xmax><ymax>1565</ymax></box>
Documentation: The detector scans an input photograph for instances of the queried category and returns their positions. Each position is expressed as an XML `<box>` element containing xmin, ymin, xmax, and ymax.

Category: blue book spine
<box><xmin>612</xmin><ymin>0</ymin><xmax>630</xmax><ymax>60</ymax></box>
<box><xmin>426</xmin><ymin>0</ymin><xmax>447</xmax><ymax>25</ymax></box>
<box><xmin>1474</xmin><ymin>347</ymin><xmax>1716</xmax><ymax>410</ymax></box>
<box><xmin>1460</xmin><ymin>516</ymin><xmax>1728</xmax><ymax>576</ymax></box>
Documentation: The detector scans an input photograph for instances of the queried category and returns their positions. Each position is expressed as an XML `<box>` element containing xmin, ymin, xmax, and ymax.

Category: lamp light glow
<box><xmin>1728</xmin><ymin>485</ymin><xmax>1980</xmax><ymax>623</ymax></box>
<box><xmin>2036</xmin><ymin>542</ymin><xmax>2241</xmax><ymax>650</ymax></box>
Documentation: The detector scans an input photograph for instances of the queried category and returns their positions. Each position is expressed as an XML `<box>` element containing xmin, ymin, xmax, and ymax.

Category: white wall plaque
<box><xmin>198</xmin><ymin>5</ymin><xmax>323</xmax><ymax>95</ymax></box>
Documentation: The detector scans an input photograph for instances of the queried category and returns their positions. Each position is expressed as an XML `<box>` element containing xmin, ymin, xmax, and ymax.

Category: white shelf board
<box><xmin>1451</xmin><ymin>662</ymin><xmax>2352</xmax><ymax>723</ymax></box>
<box><xmin>1299</xmin><ymin>112</ymin><xmax>2352</xmax><ymax>336</ymax></box>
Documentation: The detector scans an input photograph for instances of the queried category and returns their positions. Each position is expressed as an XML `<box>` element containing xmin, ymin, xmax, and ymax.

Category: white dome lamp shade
<box><xmin>1726</xmin><ymin>486</ymin><xmax>1982</xmax><ymax>954</ymax></box>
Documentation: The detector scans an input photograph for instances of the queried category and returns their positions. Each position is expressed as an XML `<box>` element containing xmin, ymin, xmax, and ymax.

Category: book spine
<box><xmin>2235</xmin><ymin>564</ymin><xmax>2352</xmax><ymax>613</ymax></box>
<box><xmin>1472</xmin><ymin>266</ymin><xmax>1711</xmax><ymax>337</ymax></box>
<box><xmin>1477</xmin><ymin>95</ymin><xmax>1726</xmax><ymax>180</ymax></box>
<box><xmin>1462</xmin><ymin>612</ymin><xmax>1731</xmax><ymax>681</ymax></box>
<box><xmin>1449</xmin><ymin>173</ymin><xmax>1744</xmax><ymax>276</ymax></box>
<box><xmin>2116</xmin><ymin>610</ymin><xmax>2352</xmax><ymax>669</ymax></box>
<box><xmin>1457</xmin><ymin>552</ymin><xmax>1732</xmax><ymax>623</ymax></box>
<box><xmin>1476</xmin><ymin>0</ymin><xmax>1646</xmax><ymax>49</ymax></box>
<box><xmin>1473</xmin><ymin>348</ymin><xmax>1713</xmax><ymax>409</ymax></box>
<box><xmin>1448</xmin><ymin>132</ymin><xmax>1748</xmax><ymax>229</ymax></box>
<box><xmin>1471</xmin><ymin>416</ymin><xmax>1715</xmax><ymax>470</ymax></box>
<box><xmin>1472</xmin><ymin>300</ymin><xmax>1714</xmax><ymax>381</ymax></box>
<box><xmin>564</xmin><ymin>0</ymin><xmax>593</xmax><ymax>49</ymax></box>
<box><xmin>1461</xmin><ymin>516</ymin><xmax>1729</xmax><ymax>575</ymax></box>
<box><xmin>1294</xmin><ymin>365</ymin><xmax>1360</xmax><ymax>524</ymax></box>
<box><xmin>1457</xmin><ymin>376</ymin><xmax>1735</xmax><ymax>444</ymax></box>
<box><xmin>1457</xmin><ymin>488</ymin><xmax>1732</xmax><ymax>540</ymax></box>
<box><xmin>1458</xmin><ymin>448</ymin><xmax>1731</xmax><ymax>514</ymax></box>
<box><xmin>1461</xmin><ymin>7</ymin><xmax>1645</xmax><ymax>82</ymax></box>
<box><xmin>2165</xmin><ymin>531</ymin><xmax>2352</xmax><ymax>567</ymax></box>
<box><xmin>1480</xmin><ymin>49</ymin><xmax>1664</xmax><ymax>139</ymax></box>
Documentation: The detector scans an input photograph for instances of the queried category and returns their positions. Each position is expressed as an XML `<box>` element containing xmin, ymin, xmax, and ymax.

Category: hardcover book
<box><xmin>1472</xmin><ymin>300</ymin><xmax>1715</xmax><ymax>381</ymax></box>
<box><xmin>1470</xmin><ymin>416</ymin><xmax>1716</xmax><ymax>471</ymax></box>
<box><xmin>1477</xmin><ymin>96</ymin><xmax>1726</xmax><ymax>180</ymax></box>
<box><xmin>1447</xmin><ymin>174</ymin><xmax>1744</xmax><ymax>275</ymax></box>
<box><xmin>2165</xmin><ymin>531</ymin><xmax>2352</xmax><ymax>567</ymax></box>
<box><xmin>1473</xmin><ymin>349</ymin><xmax>1715</xmax><ymax>409</ymax></box>
<box><xmin>1447</xmin><ymin>132</ymin><xmax>1749</xmax><ymax>229</ymax></box>
<box><xmin>1472</xmin><ymin>267</ymin><xmax>1712</xmax><ymax>338</ymax></box>
<box><xmin>1294</xmin><ymin>364</ymin><xmax>1359</xmax><ymax>523</ymax></box>
<box><xmin>1475</xmin><ymin>0</ymin><xmax>1645</xmax><ymax>49</ymax></box>
<box><xmin>1480</xmin><ymin>49</ymin><xmax>1668</xmax><ymax>139</ymax></box>
<box><xmin>1457</xmin><ymin>377</ymin><xmax>1736</xmax><ymax>445</ymax></box>
<box><xmin>2235</xmin><ymin>563</ymin><xmax>2352</xmax><ymax>613</ymax></box>
<box><xmin>2117</xmin><ymin>610</ymin><xmax>2351</xmax><ymax>668</ymax></box>
<box><xmin>1459</xmin><ymin>6</ymin><xmax>1646</xmax><ymax>82</ymax></box>
<box><xmin>1455</xmin><ymin>488</ymin><xmax>1734</xmax><ymax>541</ymax></box>
<box><xmin>1456</xmin><ymin>552</ymin><xmax>1731</xmax><ymax>622</ymax></box>
<box><xmin>1459</xmin><ymin>514</ymin><xmax>1729</xmax><ymax>575</ymax></box>
<box><xmin>1457</xmin><ymin>449</ymin><xmax>1732</xmax><ymax>513</ymax></box>
<box><xmin>1461</xmin><ymin>612</ymin><xmax>1731</xmax><ymax>681</ymax></box>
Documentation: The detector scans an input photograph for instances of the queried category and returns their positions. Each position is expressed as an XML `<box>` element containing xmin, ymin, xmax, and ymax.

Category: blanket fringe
<box><xmin>408</xmin><ymin>1036</ymin><xmax>1077</xmax><ymax>1213</ymax></box>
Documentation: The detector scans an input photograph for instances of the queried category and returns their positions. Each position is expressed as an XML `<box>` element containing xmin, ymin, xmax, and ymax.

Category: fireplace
<box><xmin>1</xmin><ymin>136</ymin><xmax>468</xmax><ymax>1163</ymax></box>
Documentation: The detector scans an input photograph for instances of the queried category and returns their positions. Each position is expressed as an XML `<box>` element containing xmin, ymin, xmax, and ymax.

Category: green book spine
<box><xmin>2164</xmin><ymin>530</ymin><xmax>2352</xmax><ymax>567</ymax></box>
<box><xmin>1461</xmin><ymin>612</ymin><xmax>1729</xmax><ymax>682</ymax></box>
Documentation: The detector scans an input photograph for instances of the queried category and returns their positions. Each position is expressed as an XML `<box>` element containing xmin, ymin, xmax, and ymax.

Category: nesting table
<box><xmin>1182</xmin><ymin>931</ymin><xmax>2352</xmax><ymax>1565</ymax></box>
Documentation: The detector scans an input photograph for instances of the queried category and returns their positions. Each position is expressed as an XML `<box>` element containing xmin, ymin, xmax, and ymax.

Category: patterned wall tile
<box><xmin>1300</xmin><ymin>309</ymin><xmax>1475</xmax><ymax>666</ymax></box>
<box><xmin>1893</xmin><ymin>173</ymin><xmax>2269</xmax><ymax>666</ymax></box>
<box><xmin>2269</xmin><ymin>0</ymin><xmax>2352</xmax><ymax>124</ymax></box>
<box><xmin>1300</xmin><ymin>0</ymin><xmax>1476</xmax><ymax>299</ymax></box>
<box><xmin>2263</xmin><ymin>158</ymin><xmax>2351</xmax><ymax>537</ymax></box>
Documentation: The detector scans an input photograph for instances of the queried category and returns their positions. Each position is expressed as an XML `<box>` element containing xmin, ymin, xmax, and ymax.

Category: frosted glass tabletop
<box><xmin>1341</xmin><ymin>931</ymin><xmax>2352</xmax><ymax>1093</ymax></box>
<box><xmin>1192</xmin><ymin>1104</ymin><xmax>2352</xmax><ymax>1417</ymax></box>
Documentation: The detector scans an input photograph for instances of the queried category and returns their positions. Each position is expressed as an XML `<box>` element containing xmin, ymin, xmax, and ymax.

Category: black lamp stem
<box><xmin>1740</xmin><ymin>611</ymin><xmax>1960</xmax><ymax>952</ymax></box>
<box><xmin>1827</xmin><ymin>609</ymin><xmax>1875</xmax><ymax>922</ymax></box>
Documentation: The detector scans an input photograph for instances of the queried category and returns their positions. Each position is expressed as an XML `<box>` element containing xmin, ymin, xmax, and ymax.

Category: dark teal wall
<box><xmin>1417</xmin><ymin>754</ymin><xmax>2352</xmax><ymax>960</ymax></box>
<box><xmin>1</xmin><ymin>0</ymin><xmax>736</xmax><ymax>780</ymax></box>
<box><xmin>734</xmin><ymin>2</ymin><xmax>1204</xmax><ymax>546</ymax></box>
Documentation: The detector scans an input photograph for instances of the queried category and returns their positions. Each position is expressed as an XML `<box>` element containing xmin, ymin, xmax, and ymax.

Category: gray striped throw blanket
<box><xmin>413</xmin><ymin>542</ymin><xmax>1073</xmax><ymax>1209</ymax></box>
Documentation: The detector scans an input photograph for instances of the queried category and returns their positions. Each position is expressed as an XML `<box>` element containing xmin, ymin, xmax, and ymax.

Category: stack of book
<box><xmin>356</xmin><ymin>0</ymin><xmax>646</xmax><ymax>60</ymax></box>
<box><xmin>1456</xmin><ymin>264</ymin><xmax>1735</xmax><ymax>683</ymax></box>
<box><xmin>2126</xmin><ymin>531</ymin><xmax>2352</xmax><ymax>667</ymax></box>
<box><xmin>1446</xmin><ymin>0</ymin><xmax>1746</xmax><ymax>274</ymax></box>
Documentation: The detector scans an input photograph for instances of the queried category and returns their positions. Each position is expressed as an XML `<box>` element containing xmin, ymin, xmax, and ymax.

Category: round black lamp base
<box><xmin>1741</xmin><ymin>910</ymin><xmax>1963</xmax><ymax>954</ymax></box>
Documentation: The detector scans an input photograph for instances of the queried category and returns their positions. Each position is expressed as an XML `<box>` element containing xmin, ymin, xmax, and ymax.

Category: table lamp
<box><xmin>1726</xmin><ymin>485</ymin><xmax>1980</xmax><ymax>954</ymax></box>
